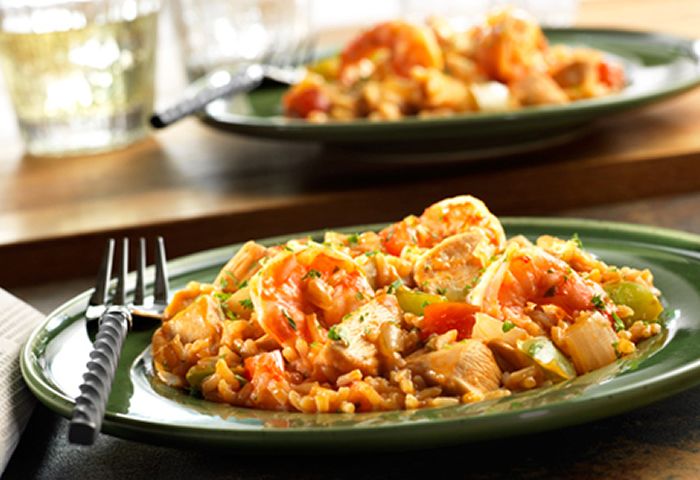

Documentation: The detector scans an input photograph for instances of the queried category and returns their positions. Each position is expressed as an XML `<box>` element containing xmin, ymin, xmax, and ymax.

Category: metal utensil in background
<box><xmin>149</xmin><ymin>37</ymin><xmax>315</xmax><ymax>129</ymax></box>
<box><xmin>68</xmin><ymin>237</ymin><xmax>169</xmax><ymax>445</ymax></box>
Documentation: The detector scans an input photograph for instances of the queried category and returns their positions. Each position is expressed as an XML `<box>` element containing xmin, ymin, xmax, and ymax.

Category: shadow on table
<box><xmin>5</xmin><ymin>383</ymin><xmax>700</xmax><ymax>480</ymax></box>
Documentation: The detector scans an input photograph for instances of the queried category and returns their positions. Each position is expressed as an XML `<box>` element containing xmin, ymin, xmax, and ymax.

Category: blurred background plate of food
<box><xmin>201</xmin><ymin>7</ymin><xmax>700</xmax><ymax>158</ymax></box>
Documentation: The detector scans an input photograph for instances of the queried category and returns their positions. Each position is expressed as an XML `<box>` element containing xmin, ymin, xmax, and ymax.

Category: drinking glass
<box><xmin>172</xmin><ymin>0</ymin><xmax>311</xmax><ymax>82</ymax></box>
<box><xmin>0</xmin><ymin>0</ymin><xmax>160</xmax><ymax>157</ymax></box>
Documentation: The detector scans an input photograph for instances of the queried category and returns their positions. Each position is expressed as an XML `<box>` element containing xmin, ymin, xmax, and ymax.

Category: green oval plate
<box><xmin>203</xmin><ymin>28</ymin><xmax>700</xmax><ymax>153</ymax></box>
<box><xmin>20</xmin><ymin>219</ymin><xmax>700</xmax><ymax>451</ymax></box>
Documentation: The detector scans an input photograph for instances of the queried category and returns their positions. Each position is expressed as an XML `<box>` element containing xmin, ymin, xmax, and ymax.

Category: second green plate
<box><xmin>202</xmin><ymin>28</ymin><xmax>700</xmax><ymax>155</ymax></box>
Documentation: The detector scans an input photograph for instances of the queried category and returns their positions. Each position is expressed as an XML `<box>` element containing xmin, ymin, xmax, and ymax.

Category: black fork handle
<box><xmin>149</xmin><ymin>67</ymin><xmax>263</xmax><ymax>129</ymax></box>
<box><xmin>68</xmin><ymin>306</ymin><xmax>131</xmax><ymax>445</ymax></box>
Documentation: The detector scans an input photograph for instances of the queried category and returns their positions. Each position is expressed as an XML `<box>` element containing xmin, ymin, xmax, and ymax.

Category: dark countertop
<box><xmin>5</xmin><ymin>385</ymin><xmax>700</xmax><ymax>480</ymax></box>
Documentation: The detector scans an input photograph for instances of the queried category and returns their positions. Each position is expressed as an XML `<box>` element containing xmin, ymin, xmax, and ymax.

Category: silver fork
<box><xmin>149</xmin><ymin>36</ymin><xmax>316</xmax><ymax>129</ymax></box>
<box><xmin>68</xmin><ymin>237</ymin><xmax>169</xmax><ymax>445</ymax></box>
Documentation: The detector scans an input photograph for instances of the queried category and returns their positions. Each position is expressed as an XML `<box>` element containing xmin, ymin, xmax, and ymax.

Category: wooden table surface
<box><xmin>1</xmin><ymin>0</ymin><xmax>700</xmax><ymax>287</ymax></box>
<box><xmin>4</xmin><ymin>1</ymin><xmax>700</xmax><ymax>479</ymax></box>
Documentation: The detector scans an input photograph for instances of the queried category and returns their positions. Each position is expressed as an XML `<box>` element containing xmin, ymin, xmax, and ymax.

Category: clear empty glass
<box><xmin>172</xmin><ymin>0</ymin><xmax>310</xmax><ymax>82</ymax></box>
<box><xmin>0</xmin><ymin>0</ymin><xmax>159</xmax><ymax>157</ymax></box>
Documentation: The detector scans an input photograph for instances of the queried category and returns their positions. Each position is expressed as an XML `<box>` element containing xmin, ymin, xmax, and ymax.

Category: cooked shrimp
<box><xmin>339</xmin><ymin>20</ymin><xmax>444</xmax><ymax>84</ymax></box>
<box><xmin>414</xmin><ymin>228</ymin><xmax>498</xmax><ymax>300</ymax></box>
<box><xmin>420</xmin><ymin>195</ymin><xmax>506</xmax><ymax>249</ymax></box>
<box><xmin>469</xmin><ymin>244</ymin><xmax>611</xmax><ymax>328</ymax></box>
<box><xmin>249</xmin><ymin>245</ymin><xmax>374</xmax><ymax>353</ymax></box>
<box><xmin>473</xmin><ymin>8</ymin><xmax>548</xmax><ymax>83</ymax></box>
<box><xmin>379</xmin><ymin>195</ymin><xmax>506</xmax><ymax>256</ymax></box>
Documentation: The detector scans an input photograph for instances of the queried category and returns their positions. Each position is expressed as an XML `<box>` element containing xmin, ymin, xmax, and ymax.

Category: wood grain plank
<box><xmin>0</xmin><ymin>0</ymin><xmax>699</xmax><ymax>286</ymax></box>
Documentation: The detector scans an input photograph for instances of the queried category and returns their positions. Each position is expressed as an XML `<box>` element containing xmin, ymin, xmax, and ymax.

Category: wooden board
<box><xmin>0</xmin><ymin>0</ymin><xmax>699</xmax><ymax>286</ymax></box>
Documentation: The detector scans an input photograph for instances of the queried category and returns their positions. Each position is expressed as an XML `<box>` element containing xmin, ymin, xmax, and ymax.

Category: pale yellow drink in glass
<box><xmin>0</xmin><ymin>4</ymin><xmax>158</xmax><ymax>156</ymax></box>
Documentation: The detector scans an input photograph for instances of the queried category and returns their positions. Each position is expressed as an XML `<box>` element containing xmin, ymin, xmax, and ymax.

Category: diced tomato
<box><xmin>244</xmin><ymin>350</ymin><xmax>286</xmax><ymax>382</ymax></box>
<box><xmin>421</xmin><ymin>302</ymin><xmax>479</xmax><ymax>340</ymax></box>
<box><xmin>379</xmin><ymin>215</ymin><xmax>424</xmax><ymax>256</ymax></box>
<box><xmin>598</xmin><ymin>61</ymin><xmax>625</xmax><ymax>89</ymax></box>
<box><xmin>283</xmin><ymin>84</ymin><xmax>331</xmax><ymax>118</ymax></box>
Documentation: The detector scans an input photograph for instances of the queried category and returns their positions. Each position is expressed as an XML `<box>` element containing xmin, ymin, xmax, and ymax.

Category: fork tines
<box><xmin>91</xmin><ymin>236</ymin><xmax>169</xmax><ymax>318</ymax></box>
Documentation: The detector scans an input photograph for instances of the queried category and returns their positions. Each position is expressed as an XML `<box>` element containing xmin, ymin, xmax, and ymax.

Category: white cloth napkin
<box><xmin>0</xmin><ymin>288</ymin><xmax>44</xmax><ymax>474</ymax></box>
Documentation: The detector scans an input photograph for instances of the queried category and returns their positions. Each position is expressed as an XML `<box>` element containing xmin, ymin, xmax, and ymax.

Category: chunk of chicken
<box><xmin>407</xmin><ymin>340</ymin><xmax>501</xmax><ymax>397</ymax></box>
<box><xmin>152</xmin><ymin>295</ymin><xmax>225</xmax><ymax>387</ymax></box>
<box><xmin>315</xmin><ymin>294</ymin><xmax>402</xmax><ymax>381</ymax></box>
<box><xmin>214</xmin><ymin>241</ymin><xmax>270</xmax><ymax>292</ymax></box>
<box><xmin>510</xmin><ymin>72</ymin><xmax>569</xmax><ymax>106</ymax></box>
<box><xmin>414</xmin><ymin>229</ymin><xmax>498</xmax><ymax>301</ymax></box>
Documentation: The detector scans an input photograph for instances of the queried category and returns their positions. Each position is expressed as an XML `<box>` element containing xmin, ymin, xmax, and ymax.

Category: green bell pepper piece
<box><xmin>395</xmin><ymin>287</ymin><xmax>447</xmax><ymax>315</ymax></box>
<box><xmin>604</xmin><ymin>281</ymin><xmax>663</xmax><ymax>323</ymax></box>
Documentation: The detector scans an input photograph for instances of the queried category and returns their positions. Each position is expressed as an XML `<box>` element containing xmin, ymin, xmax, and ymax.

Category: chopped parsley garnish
<box><xmin>502</xmin><ymin>320</ymin><xmax>516</xmax><ymax>332</ymax></box>
<box><xmin>347</xmin><ymin>233</ymin><xmax>359</xmax><ymax>245</ymax></box>
<box><xmin>234</xmin><ymin>373</ymin><xmax>248</xmax><ymax>385</ymax></box>
<box><xmin>328</xmin><ymin>325</ymin><xmax>343</xmax><ymax>341</ymax></box>
<box><xmin>214</xmin><ymin>292</ymin><xmax>232</xmax><ymax>303</ymax></box>
<box><xmin>359</xmin><ymin>314</ymin><xmax>365</xmax><ymax>323</ymax></box>
<box><xmin>282</xmin><ymin>309</ymin><xmax>297</xmax><ymax>330</ymax></box>
<box><xmin>355</xmin><ymin>292</ymin><xmax>365</xmax><ymax>300</ymax></box>
<box><xmin>421</xmin><ymin>300</ymin><xmax>431</xmax><ymax>308</ymax></box>
<box><xmin>591</xmin><ymin>294</ymin><xmax>605</xmax><ymax>310</ymax></box>
<box><xmin>239</xmin><ymin>298</ymin><xmax>254</xmax><ymax>310</ymax></box>
<box><xmin>365</xmin><ymin>250</ymin><xmax>379</xmax><ymax>257</ymax></box>
<box><xmin>387</xmin><ymin>279</ymin><xmax>403</xmax><ymax>294</ymax></box>
<box><xmin>612</xmin><ymin>341</ymin><xmax>621</xmax><ymax>358</ymax></box>
<box><xmin>546</xmin><ymin>268</ymin><xmax>555</xmax><ymax>274</ymax></box>
<box><xmin>282</xmin><ymin>245</ymin><xmax>294</xmax><ymax>252</ymax></box>
<box><xmin>469</xmin><ymin>274</ymin><xmax>481</xmax><ymax>288</ymax></box>
<box><xmin>238</xmin><ymin>279</ymin><xmax>248</xmax><ymax>289</ymax></box>
<box><xmin>222</xmin><ymin>304</ymin><xmax>237</xmax><ymax>321</ymax></box>
<box><xmin>528</xmin><ymin>342</ymin><xmax>543</xmax><ymax>357</ymax></box>
<box><xmin>221</xmin><ymin>271</ymin><xmax>239</xmax><ymax>290</ymax></box>
<box><xmin>303</xmin><ymin>269</ymin><xmax>322</xmax><ymax>280</ymax></box>
<box><xmin>571</xmin><ymin>233</ymin><xmax>583</xmax><ymax>249</ymax></box>
<box><xmin>612</xmin><ymin>312</ymin><xmax>625</xmax><ymax>332</ymax></box>
<box><xmin>436</xmin><ymin>287</ymin><xmax>447</xmax><ymax>295</ymax></box>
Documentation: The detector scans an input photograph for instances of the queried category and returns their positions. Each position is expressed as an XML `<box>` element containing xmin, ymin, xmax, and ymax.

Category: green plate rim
<box><xmin>20</xmin><ymin>217</ymin><xmax>700</xmax><ymax>448</ymax></box>
<box><xmin>202</xmin><ymin>27</ymin><xmax>700</xmax><ymax>140</ymax></box>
